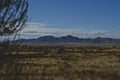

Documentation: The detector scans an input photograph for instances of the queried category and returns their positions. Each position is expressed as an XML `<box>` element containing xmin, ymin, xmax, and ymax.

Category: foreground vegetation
<box><xmin>0</xmin><ymin>44</ymin><xmax>120</xmax><ymax>80</ymax></box>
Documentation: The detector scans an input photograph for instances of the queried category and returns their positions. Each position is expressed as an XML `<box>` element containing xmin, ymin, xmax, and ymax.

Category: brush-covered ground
<box><xmin>1</xmin><ymin>44</ymin><xmax>120</xmax><ymax>80</ymax></box>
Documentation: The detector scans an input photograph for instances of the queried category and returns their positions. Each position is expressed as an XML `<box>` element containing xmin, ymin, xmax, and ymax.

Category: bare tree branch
<box><xmin>0</xmin><ymin>0</ymin><xmax>28</xmax><ymax>36</ymax></box>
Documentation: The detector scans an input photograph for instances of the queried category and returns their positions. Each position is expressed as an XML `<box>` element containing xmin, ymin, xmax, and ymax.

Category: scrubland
<box><xmin>0</xmin><ymin>44</ymin><xmax>120</xmax><ymax>80</ymax></box>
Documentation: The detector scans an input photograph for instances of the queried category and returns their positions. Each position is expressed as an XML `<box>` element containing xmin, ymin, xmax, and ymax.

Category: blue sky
<box><xmin>20</xmin><ymin>0</ymin><xmax>120</xmax><ymax>39</ymax></box>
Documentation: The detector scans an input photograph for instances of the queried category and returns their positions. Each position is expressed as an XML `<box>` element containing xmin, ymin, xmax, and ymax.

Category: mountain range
<box><xmin>16</xmin><ymin>35</ymin><xmax>120</xmax><ymax>44</ymax></box>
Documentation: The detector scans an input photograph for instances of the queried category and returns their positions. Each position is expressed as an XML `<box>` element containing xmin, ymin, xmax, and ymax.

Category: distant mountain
<box><xmin>16</xmin><ymin>35</ymin><xmax>120</xmax><ymax>44</ymax></box>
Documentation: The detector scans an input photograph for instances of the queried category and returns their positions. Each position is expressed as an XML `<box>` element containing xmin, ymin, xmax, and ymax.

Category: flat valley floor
<box><xmin>0</xmin><ymin>44</ymin><xmax>120</xmax><ymax>80</ymax></box>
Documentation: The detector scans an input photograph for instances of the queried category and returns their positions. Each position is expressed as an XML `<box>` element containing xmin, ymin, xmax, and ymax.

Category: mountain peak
<box><xmin>16</xmin><ymin>35</ymin><xmax>120</xmax><ymax>44</ymax></box>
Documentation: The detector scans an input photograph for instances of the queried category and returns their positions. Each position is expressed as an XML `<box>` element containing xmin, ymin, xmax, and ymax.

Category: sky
<box><xmin>28</xmin><ymin>0</ymin><xmax>120</xmax><ymax>30</ymax></box>
<box><xmin>3</xmin><ymin>0</ymin><xmax>120</xmax><ymax>40</ymax></box>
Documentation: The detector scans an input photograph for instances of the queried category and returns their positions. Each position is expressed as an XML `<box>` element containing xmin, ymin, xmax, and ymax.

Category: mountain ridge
<box><xmin>16</xmin><ymin>35</ymin><xmax>120</xmax><ymax>44</ymax></box>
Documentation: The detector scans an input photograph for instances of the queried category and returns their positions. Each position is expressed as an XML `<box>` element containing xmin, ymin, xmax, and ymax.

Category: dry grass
<box><xmin>0</xmin><ymin>45</ymin><xmax>120</xmax><ymax>80</ymax></box>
